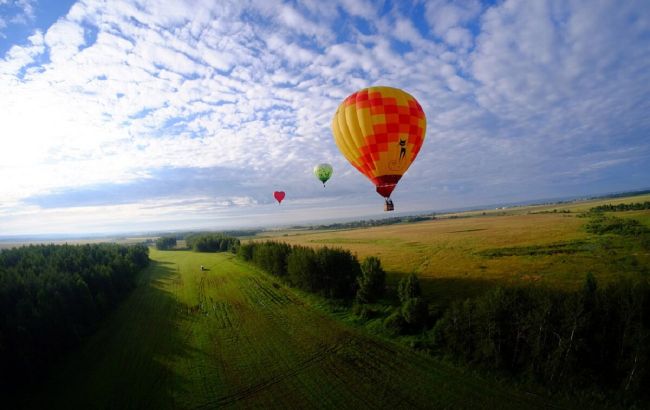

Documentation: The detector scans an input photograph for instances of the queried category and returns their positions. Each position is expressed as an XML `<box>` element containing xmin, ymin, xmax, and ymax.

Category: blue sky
<box><xmin>1</xmin><ymin>0</ymin><xmax>649</xmax><ymax>235</ymax></box>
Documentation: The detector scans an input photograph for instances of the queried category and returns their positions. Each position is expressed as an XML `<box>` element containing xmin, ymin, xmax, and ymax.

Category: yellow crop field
<box><xmin>256</xmin><ymin>195</ymin><xmax>650</xmax><ymax>302</ymax></box>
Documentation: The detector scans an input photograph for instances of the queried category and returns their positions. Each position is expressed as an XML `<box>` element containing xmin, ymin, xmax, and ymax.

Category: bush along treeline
<box><xmin>586</xmin><ymin>213</ymin><xmax>650</xmax><ymax>237</ymax></box>
<box><xmin>238</xmin><ymin>241</ymin><xmax>361</xmax><ymax>300</ymax></box>
<box><xmin>431</xmin><ymin>274</ymin><xmax>649</xmax><ymax>404</ymax></box>
<box><xmin>186</xmin><ymin>233</ymin><xmax>240</xmax><ymax>253</ymax></box>
<box><xmin>155</xmin><ymin>236</ymin><xmax>177</xmax><ymax>250</ymax></box>
<box><xmin>378</xmin><ymin>273</ymin><xmax>431</xmax><ymax>335</ymax></box>
<box><xmin>590</xmin><ymin>201</ymin><xmax>650</xmax><ymax>212</ymax></box>
<box><xmin>0</xmin><ymin>243</ymin><xmax>149</xmax><ymax>394</ymax></box>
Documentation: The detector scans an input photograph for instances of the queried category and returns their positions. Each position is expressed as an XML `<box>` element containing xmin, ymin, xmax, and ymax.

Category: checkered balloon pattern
<box><xmin>331</xmin><ymin>86</ymin><xmax>426</xmax><ymax>198</ymax></box>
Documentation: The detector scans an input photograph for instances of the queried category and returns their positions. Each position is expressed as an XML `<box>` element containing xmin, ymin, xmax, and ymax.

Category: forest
<box><xmin>590</xmin><ymin>201</ymin><xmax>650</xmax><ymax>212</ymax></box>
<box><xmin>0</xmin><ymin>243</ymin><xmax>149</xmax><ymax>394</ymax></box>
<box><xmin>430</xmin><ymin>275</ymin><xmax>649</xmax><ymax>403</ymax></box>
<box><xmin>237</xmin><ymin>241</ymin><xmax>361</xmax><ymax>300</ymax></box>
<box><xmin>186</xmin><ymin>233</ymin><xmax>240</xmax><ymax>252</ymax></box>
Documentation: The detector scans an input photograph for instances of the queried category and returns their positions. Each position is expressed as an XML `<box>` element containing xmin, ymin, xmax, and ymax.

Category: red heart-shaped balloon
<box><xmin>274</xmin><ymin>191</ymin><xmax>285</xmax><ymax>204</ymax></box>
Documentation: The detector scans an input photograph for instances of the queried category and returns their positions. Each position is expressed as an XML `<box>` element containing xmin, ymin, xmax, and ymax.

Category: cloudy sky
<box><xmin>1</xmin><ymin>0</ymin><xmax>649</xmax><ymax>235</ymax></box>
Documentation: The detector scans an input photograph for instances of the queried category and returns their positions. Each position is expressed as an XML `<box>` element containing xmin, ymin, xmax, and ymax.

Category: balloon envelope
<box><xmin>313</xmin><ymin>163</ymin><xmax>333</xmax><ymax>186</ymax></box>
<box><xmin>331</xmin><ymin>86</ymin><xmax>426</xmax><ymax>199</ymax></box>
<box><xmin>274</xmin><ymin>191</ymin><xmax>285</xmax><ymax>204</ymax></box>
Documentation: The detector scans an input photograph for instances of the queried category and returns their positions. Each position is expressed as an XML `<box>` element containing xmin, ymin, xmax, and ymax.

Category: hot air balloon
<box><xmin>274</xmin><ymin>191</ymin><xmax>285</xmax><ymax>204</ymax></box>
<box><xmin>313</xmin><ymin>163</ymin><xmax>333</xmax><ymax>187</ymax></box>
<box><xmin>331</xmin><ymin>86</ymin><xmax>426</xmax><ymax>211</ymax></box>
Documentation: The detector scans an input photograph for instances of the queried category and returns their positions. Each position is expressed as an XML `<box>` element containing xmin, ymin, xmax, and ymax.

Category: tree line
<box><xmin>590</xmin><ymin>201</ymin><xmax>650</xmax><ymax>212</ymax></box>
<box><xmin>186</xmin><ymin>233</ymin><xmax>240</xmax><ymax>252</ymax></box>
<box><xmin>585</xmin><ymin>212</ymin><xmax>650</xmax><ymax>240</ymax></box>
<box><xmin>0</xmin><ymin>243</ymin><xmax>149</xmax><ymax>394</ymax></box>
<box><xmin>237</xmin><ymin>241</ymin><xmax>374</xmax><ymax>300</ymax></box>
<box><xmin>237</xmin><ymin>241</ymin><xmax>420</xmax><ymax>328</ymax></box>
<box><xmin>155</xmin><ymin>236</ymin><xmax>177</xmax><ymax>250</ymax></box>
<box><xmin>430</xmin><ymin>274</ymin><xmax>649</xmax><ymax>404</ymax></box>
<box><xmin>292</xmin><ymin>215</ymin><xmax>433</xmax><ymax>231</ymax></box>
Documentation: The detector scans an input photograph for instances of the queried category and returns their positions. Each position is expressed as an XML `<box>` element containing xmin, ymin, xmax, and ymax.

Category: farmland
<box><xmin>24</xmin><ymin>249</ymin><xmax>561</xmax><ymax>409</ymax></box>
<box><xmin>256</xmin><ymin>195</ymin><xmax>650</xmax><ymax>303</ymax></box>
<box><xmin>15</xmin><ymin>195</ymin><xmax>650</xmax><ymax>409</ymax></box>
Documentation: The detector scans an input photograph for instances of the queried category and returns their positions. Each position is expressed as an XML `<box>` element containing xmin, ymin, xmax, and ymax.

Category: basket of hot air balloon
<box><xmin>331</xmin><ymin>86</ymin><xmax>426</xmax><ymax>211</ymax></box>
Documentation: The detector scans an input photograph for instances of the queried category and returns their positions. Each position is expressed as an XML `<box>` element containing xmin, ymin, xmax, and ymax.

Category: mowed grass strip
<box><xmin>26</xmin><ymin>249</ymin><xmax>561</xmax><ymax>409</ymax></box>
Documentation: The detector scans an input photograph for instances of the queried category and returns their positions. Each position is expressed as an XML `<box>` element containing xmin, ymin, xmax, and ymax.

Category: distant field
<box><xmin>25</xmin><ymin>250</ymin><xmax>561</xmax><ymax>409</ymax></box>
<box><xmin>438</xmin><ymin>193</ymin><xmax>650</xmax><ymax>217</ymax></box>
<box><xmin>0</xmin><ymin>236</ymin><xmax>154</xmax><ymax>249</ymax></box>
<box><xmin>257</xmin><ymin>195</ymin><xmax>650</xmax><ymax>303</ymax></box>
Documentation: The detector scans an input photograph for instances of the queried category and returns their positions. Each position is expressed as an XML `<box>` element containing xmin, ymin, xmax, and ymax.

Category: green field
<box><xmin>19</xmin><ymin>195</ymin><xmax>650</xmax><ymax>409</ymax></box>
<box><xmin>25</xmin><ymin>249</ymin><xmax>563</xmax><ymax>409</ymax></box>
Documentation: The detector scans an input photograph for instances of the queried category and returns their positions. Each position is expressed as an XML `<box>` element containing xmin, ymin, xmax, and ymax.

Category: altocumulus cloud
<box><xmin>0</xmin><ymin>0</ymin><xmax>649</xmax><ymax>235</ymax></box>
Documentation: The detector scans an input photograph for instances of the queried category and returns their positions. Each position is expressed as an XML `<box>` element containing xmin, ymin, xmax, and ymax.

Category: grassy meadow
<box><xmin>24</xmin><ymin>249</ymin><xmax>564</xmax><ymax>409</ymax></box>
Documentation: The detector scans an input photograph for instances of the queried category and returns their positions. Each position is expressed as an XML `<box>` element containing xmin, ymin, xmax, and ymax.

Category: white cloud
<box><xmin>0</xmin><ymin>0</ymin><xmax>648</xmax><ymax>235</ymax></box>
<box><xmin>444</xmin><ymin>26</ymin><xmax>472</xmax><ymax>48</ymax></box>
<box><xmin>426</xmin><ymin>0</ymin><xmax>481</xmax><ymax>35</ymax></box>
<box><xmin>44</xmin><ymin>19</ymin><xmax>86</xmax><ymax>63</ymax></box>
<box><xmin>338</xmin><ymin>0</ymin><xmax>377</xmax><ymax>21</ymax></box>
<box><xmin>393</xmin><ymin>17</ymin><xmax>424</xmax><ymax>46</ymax></box>
<box><xmin>0</xmin><ymin>30</ymin><xmax>43</xmax><ymax>76</ymax></box>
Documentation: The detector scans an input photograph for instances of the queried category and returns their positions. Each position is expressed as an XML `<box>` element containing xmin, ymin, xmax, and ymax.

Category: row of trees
<box><xmin>155</xmin><ymin>236</ymin><xmax>177</xmax><ymax>250</ymax></box>
<box><xmin>590</xmin><ymin>201</ymin><xmax>650</xmax><ymax>212</ymax></box>
<box><xmin>186</xmin><ymin>233</ymin><xmax>240</xmax><ymax>252</ymax></box>
<box><xmin>0</xmin><ymin>243</ymin><xmax>149</xmax><ymax>393</ymax></box>
<box><xmin>238</xmin><ymin>241</ymin><xmax>363</xmax><ymax>300</ymax></box>
<box><xmin>301</xmin><ymin>215</ymin><xmax>433</xmax><ymax>231</ymax></box>
<box><xmin>431</xmin><ymin>274</ymin><xmax>649</xmax><ymax>402</ymax></box>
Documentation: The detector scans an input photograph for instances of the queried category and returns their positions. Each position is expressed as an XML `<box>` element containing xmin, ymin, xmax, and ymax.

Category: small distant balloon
<box><xmin>313</xmin><ymin>163</ymin><xmax>333</xmax><ymax>187</ymax></box>
<box><xmin>274</xmin><ymin>191</ymin><xmax>285</xmax><ymax>204</ymax></box>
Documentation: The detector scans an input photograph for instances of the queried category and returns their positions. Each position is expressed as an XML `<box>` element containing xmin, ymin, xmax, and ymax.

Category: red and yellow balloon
<box><xmin>331</xmin><ymin>86</ymin><xmax>426</xmax><ymax>210</ymax></box>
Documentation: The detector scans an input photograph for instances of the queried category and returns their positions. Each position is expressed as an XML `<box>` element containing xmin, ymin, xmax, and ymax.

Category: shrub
<box><xmin>384</xmin><ymin>310</ymin><xmax>406</xmax><ymax>336</ymax></box>
<box><xmin>401</xmin><ymin>297</ymin><xmax>429</xmax><ymax>329</ymax></box>
<box><xmin>352</xmin><ymin>303</ymin><xmax>380</xmax><ymax>320</ymax></box>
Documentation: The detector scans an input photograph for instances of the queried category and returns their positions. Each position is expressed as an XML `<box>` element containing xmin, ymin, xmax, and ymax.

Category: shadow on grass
<box><xmin>386</xmin><ymin>272</ymin><xmax>502</xmax><ymax>307</ymax></box>
<box><xmin>20</xmin><ymin>260</ymin><xmax>198</xmax><ymax>410</ymax></box>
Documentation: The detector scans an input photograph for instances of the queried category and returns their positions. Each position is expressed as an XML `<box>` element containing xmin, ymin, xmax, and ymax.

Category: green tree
<box><xmin>155</xmin><ymin>236</ymin><xmax>177</xmax><ymax>250</ymax></box>
<box><xmin>356</xmin><ymin>256</ymin><xmax>386</xmax><ymax>303</ymax></box>
<box><xmin>398</xmin><ymin>273</ymin><xmax>421</xmax><ymax>304</ymax></box>
<box><xmin>401</xmin><ymin>297</ymin><xmax>428</xmax><ymax>329</ymax></box>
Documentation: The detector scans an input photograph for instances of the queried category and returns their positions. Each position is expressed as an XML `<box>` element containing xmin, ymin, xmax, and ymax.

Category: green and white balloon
<box><xmin>313</xmin><ymin>163</ymin><xmax>333</xmax><ymax>186</ymax></box>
